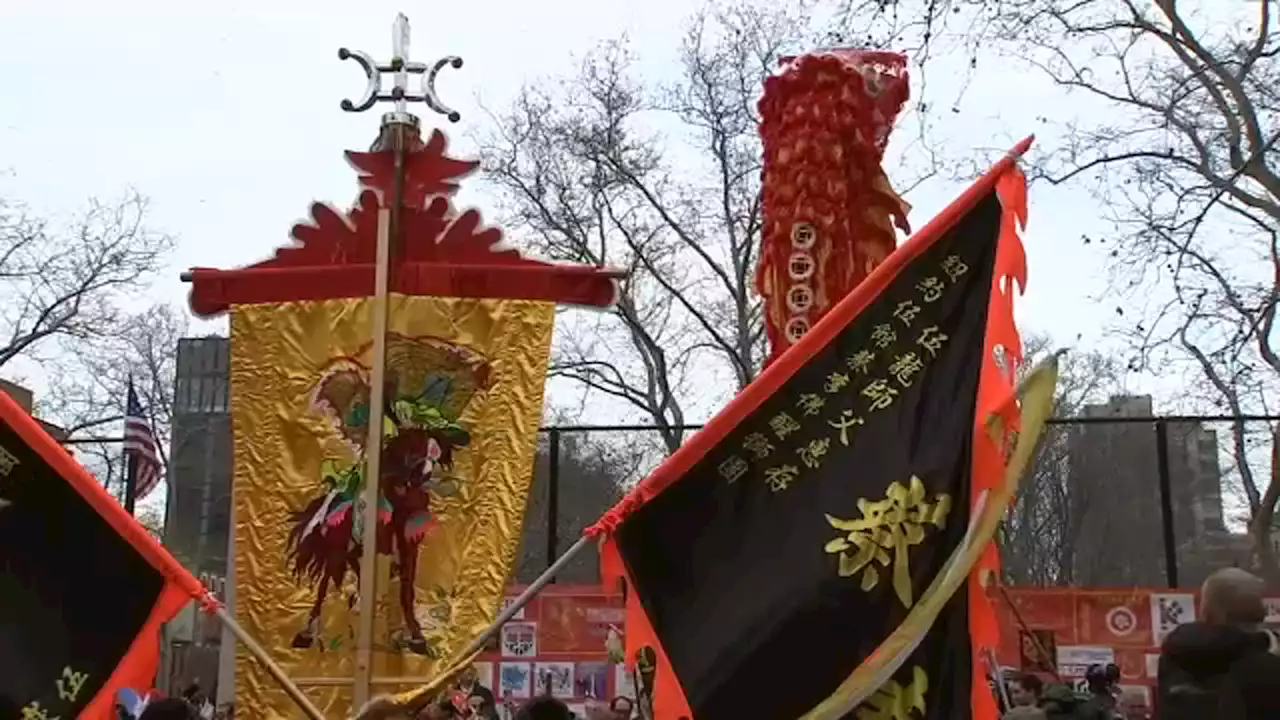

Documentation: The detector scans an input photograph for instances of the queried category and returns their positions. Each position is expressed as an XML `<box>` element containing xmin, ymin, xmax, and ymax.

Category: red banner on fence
<box><xmin>988</xmin><ymin>585</ymin><xmax>1280</xmax><ymax>710</ymax></box>
<box><xmin>488</xmin><ymin>583</ymin><xmax>1280</xmax><ymax>713</ymax></box>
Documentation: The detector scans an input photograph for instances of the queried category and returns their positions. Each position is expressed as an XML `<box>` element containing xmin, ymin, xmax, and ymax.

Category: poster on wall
<box><xmin>576</xmin><ymin>661</ymin><xmax>610</xmax><ymax>699</ymax></box>
<box><xmin>501</xmin><ymin>622</ymin><xmax>538</xmax><ymax>658</ymax></box>
<box><xmin>1056</xmin><ymin>646</ymin><xmax>1115</xmax><ymax>680</ymax></box>
<box><xmin>499</xmin><ymin>662</ymin><xmax>533</xmax><ymax>699</ymax></box>
<box><xmin>535</xmin><ymin>662</ymin><xmax>575</xmax><ymax>698</ymax></box>
<box><xmin>1076</xmin><ymin>591</ymin><xmax>1152</xmax><ymax>647</ymax></box>
<box><xmin>1150</xmin><ymin>593</ymin><xmax>1196</xmax><ymax>644</ymax></box>
<box><xmin>539</xmin><ymin>595</ymin><xmax>626</xmax><ymax>654</ymax></box>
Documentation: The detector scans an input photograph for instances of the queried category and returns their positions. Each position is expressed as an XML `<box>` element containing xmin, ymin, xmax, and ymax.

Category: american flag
<box><xmin>124</xmin><ymin>381</ymin><xmax>162</xmax><ymax>502</ymax></box>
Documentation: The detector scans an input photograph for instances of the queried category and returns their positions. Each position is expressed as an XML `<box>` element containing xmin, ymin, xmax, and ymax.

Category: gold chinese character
<box><xmin>861</xmin><ymin>379</ymin><xmax>899</xmax><ymax>412</ymax></box>
<box><xmin>718</xmin><ymin>456</ymin><xmax>749</xmax><ymax>484</ymax></box>
<box><xmin>824</xmin><ymin>475</ymin><xmax>952</xmax><ymax>608</ymax></box>
<box><xmin>888</xmin><ymin>352</ymin><xmax>925</xmax><ymax>387</ymax></box>
<box><xmin>916</xmin><ymin>326</ymin><xmax>948</xmax><ymax>357</ymax></box>
<box><xmin>846</xmin><ymin>350</ymin><xmax>875</xmax><ymax>374</ymax></box>
<box><xmin>742</xmin><ymin>432</ymin><xmax>774</xmax><ymax>460</ymax></box>
<box><xmin>56</xmin><ymin>666</ymin><xmax>88</xmax><ymax>702</ymax></box>
<box><xmin>0</xmin><ymin>444</ymin><xmax>19</xmax><ymax>477</ymax></box>
<box><xmin>824</xmin><ymin>371</ymin><xmax>851</xmax><ymax>394</ymax></box>
<box><xmin>797</xmin><ymin>393</ymin><xmax>826</xmax><ymax>416</ymax></box>
<box><xmin>941</xmin><ymin>254</ymin><xmax>969</xmax><ymax>282</ymax></box>
<box><xmin>892</xmin><ymin>301</ymin><xmax>921</xmax><ymax>327</ymax></box>
<box><xmin>797</xmin><ymin>438</ymin><xmax>831</xmax><ymax>469</ymax></box>
<box><xmin>828</xmin><ymin>411</ymin><xmax>865</xmax><ymax>446</ymax></box>
<box><xmin>870</xmin><ymin>323</ymin><xmax>897</xmax><ymax>349</ymax></box>
<box><xmin>916</xmin><ymin>277</ymin><xmax>944</xmax><ymax>303</ymax></box>
<box><xmin>21</xmin><ymin>702</ymin><xmax>59</xmax><ymax>720</ymax></box>
<box><xmin>856</xmin><ymin>666</ymin><xmax>929</xmax><ymax>720</ymax></box>
<box><xmin>769</xmin><ymin>413</ymin><xmax>802</xmax><ymax>440</ymax></box>
<box><xmin>764</xmin><ymin>465</ymin><xmax>800</xmax><ymax>492</ymax></box>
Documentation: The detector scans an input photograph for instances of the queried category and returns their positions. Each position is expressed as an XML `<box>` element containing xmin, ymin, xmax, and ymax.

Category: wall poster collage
<box><xmin>990</xmin><ymin>587</ymin><xmax>1224</xmax><ymax>712</ymax></box>
<box><xmin>480</xmin><ymin>586</ymin><xmax>630</xmax><ymax>718</ymax></box>
<box><xmin>474</xmin><ymin>583</ymin><xmax>1280</xmax><ymax>715</ymax></box>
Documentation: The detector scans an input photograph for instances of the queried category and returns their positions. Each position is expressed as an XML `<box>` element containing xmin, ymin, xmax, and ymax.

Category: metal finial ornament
<box><xmin>337</xmin><ymin>13</ymin><xmax>464</xmax><ymax>123</ymax></box>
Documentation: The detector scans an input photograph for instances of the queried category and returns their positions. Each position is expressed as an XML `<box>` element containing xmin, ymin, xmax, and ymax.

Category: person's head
<box><xmin>1201</xmin><ymin>567</ymin><xmax>1267</xmax><ymax>627</ymax></box>
<box><xmin>607</xmin><ymin>696</ymin><xmax>634</xmax><ymax>719</ymax></box>
<box><xmin>514</xmin><ymin>696</ymin><xmax>572</xmax><ymax>720</ymax></box>
<box><xmin>140</xmin><ymin>699</ymin><xmax>198</xmax><ymax>720</ymax></box>
<box><xmin>457</xmin><ymin>665</ymin><xmax>478</xmax><ymax>688</ymax></box>
<box><xmin>1008</xmin><ymin>673</ymin><xmax>1043</xmax><ymax>707</ymax></box>
<box><xmin>1084</xmin><ymin>663</ymin><xmax>1119</xmax><ymax>696</ymax></box>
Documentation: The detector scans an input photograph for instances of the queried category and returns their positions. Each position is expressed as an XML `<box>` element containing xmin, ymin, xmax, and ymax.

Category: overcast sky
<box><xmin>0</xmin><ymin>0</ymin><xmax>1143</xmax><ymax>411</ymax></box>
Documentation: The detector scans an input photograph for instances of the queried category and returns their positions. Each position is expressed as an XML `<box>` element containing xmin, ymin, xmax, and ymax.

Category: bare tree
<box><xmin>515</xmin><ymin>425</ymin><xmax>649</xmax><ymax>584</ymax></box>
<box><xmin>39</xmin><ymin>303</ymin><xmax>189</xmax><ymax>502</ymax></box>
<box><xmin>476</xmin><ymin>5</ymin><xmax>816</xmax><ymax>452</ymax></box>
<box><xmin>0</xmin><ymin>191</ymin><xmax>173</xmax><ymax>369</ymax></box>
<box><xmin>1013</xmin><ymin>0</ymin><xmax>1280</xmax><ymax>581</ymax></box>
<box><xmin>833</xmin><ymin>0</ymin><xmax>1280</xmax><ymax>579</ymax></box>
<box><xmin>999</xmin><ymin>335</ymin><xmax>1129</xmax><ymax>586</ymax></box>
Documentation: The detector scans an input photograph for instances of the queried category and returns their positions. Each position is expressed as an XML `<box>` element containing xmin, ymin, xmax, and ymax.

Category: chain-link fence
<box><xmin>514</xmin><ymin>416</ymin><xmax>1280</xmax><ymax>590</ymax></box>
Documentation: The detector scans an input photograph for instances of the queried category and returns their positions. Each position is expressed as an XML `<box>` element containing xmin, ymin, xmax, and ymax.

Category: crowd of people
<box><xmin>126</xmin><ymin>566</ymin><xmax>1280</xmax><ymax>719</ymax></box>
<box><xmin>384</xmin><ymin>666</ymin><xmax>637</xmax><ymax>720</ymax></box>
<box><xmin>996</xmin><ymin>568</ymin><xmax>1280</xmax><ymax>720</ymax></box>
<box><xmin>130</xmin><ymin>668</ymin><xmax>640</xmax><ymax>720</ymax></box>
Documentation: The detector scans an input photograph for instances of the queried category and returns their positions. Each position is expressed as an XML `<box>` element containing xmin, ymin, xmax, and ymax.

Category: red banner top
<box><xmin>185</xmin><ymin>128</ymin><xmax>620</xmax><ymax>317</ymax></box>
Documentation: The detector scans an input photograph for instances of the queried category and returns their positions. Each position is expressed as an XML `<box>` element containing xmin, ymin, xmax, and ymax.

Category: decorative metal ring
<box><xmin>422</xmin><ymin>56</ymin><xmax>464</xmax><ymax>123</ymax></box>
<box><xmin>338</xmin><ymin>48</ymin><xmax>381</xmax><ymax>113</ymax></box>
<box><xmin>786</xmin><ymin>284</ymin><xmax>813</xmax><ymax>314</ymax></box>
<box><xmin>791</xmin><ymin>222</ymin><xmax>817</xmax><ymax>250</ymax></box>
<box><xmin>785</xmin><ymin>316</ymin><xmax>811</xmax><ymax>343</ymax></box>
<box><xmin>787</xmin><ymin>251</ymin><xmax>815</xmax><ymax>281</ymax></box>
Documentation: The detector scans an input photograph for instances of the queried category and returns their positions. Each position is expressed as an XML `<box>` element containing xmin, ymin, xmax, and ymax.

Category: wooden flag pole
<box><xmin>352</xmin><ymin>15</ymin><xmax>418</xmax><ymax>708</ymax></box>
<box><xmin>984</xmin><ymin>646</ymin><xmax>1012</xmax><ymax>710</ymax></box>
<box><xmin>215</xmin><ymin>605</ymin><xmax>326</xmax><ymax>720</ymax></box>
<box><xmin>353</xmin><ymin>203</ymin><xmax>394</xmax><ymax>708</ymax></box>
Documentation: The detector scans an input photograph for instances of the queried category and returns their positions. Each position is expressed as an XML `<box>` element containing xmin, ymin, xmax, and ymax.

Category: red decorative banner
<box><xmin>1074</xmin><ymin>590</ymin><xmax>1152</xmax><ymax>647</ymax></box>
<box><xmin>489</xmin><ymin>583</ymin><xmax>1280</xmax><ymax>712</ymax></box>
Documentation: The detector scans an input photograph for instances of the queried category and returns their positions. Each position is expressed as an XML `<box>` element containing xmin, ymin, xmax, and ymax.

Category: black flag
<box><xmin>0</xmin><ymin>389</ymin><xmax>204</xmax><ymax>718</ymax></box>
<box><xmin>587</xmin><ymin>145</ymin><xmax>1043</xmax><ymax>720</ymax></box>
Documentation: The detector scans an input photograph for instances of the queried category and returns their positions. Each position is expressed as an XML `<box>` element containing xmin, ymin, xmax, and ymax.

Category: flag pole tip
<box><xmin>1033</xmin><ymin>349</ymin><xmax>1066</xmax><ymax>375</ymax></box>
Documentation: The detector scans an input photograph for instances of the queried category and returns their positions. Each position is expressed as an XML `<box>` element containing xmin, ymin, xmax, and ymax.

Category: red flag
<box><xmin>0</xmin><ymin>386</ymin><xmax>210</xmax><ymax>719</ymax></box>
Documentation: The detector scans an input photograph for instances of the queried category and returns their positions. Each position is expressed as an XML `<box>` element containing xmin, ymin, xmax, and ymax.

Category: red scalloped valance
<box><xmin>185</xmin><ymin>129</ymin><xmax>618</xmax><ymax>317</ymax></box>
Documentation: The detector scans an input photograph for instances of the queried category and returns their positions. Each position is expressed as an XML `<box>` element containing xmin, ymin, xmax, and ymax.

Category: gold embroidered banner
<box><xmin>229</xmin><ymin>295</ymin><xmax>554</xmax><ymax>718</ymax></box>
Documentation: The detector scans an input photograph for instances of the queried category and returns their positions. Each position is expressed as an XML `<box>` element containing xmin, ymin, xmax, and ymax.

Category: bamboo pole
<box><xmin>456</xmin><ymin>535</ymin><xmax>593</xmax><ymax>658</ymax></box>
<box><xmin>996</xmin><ymin>583</ymin><xmax>1066</xmax><ymax>684</ymax></box>
<box><xmin>215</xmin><ymin>605</ymin><xmax>325</xmax><ymax>720</ymax></box>
<box><xmin>353</xmin><ymin>205</ymin><xmax>394</xmax><ymax>707</ymax></box>
<box><xmin>984</xmin><ymin>646</ymin><xmax>1012</xmax><ymax>710</ymax></box>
